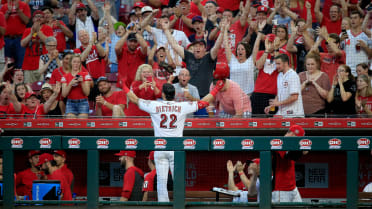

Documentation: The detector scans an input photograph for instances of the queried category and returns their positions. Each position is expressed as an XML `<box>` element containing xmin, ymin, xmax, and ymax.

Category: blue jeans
<box><xmin>5</xmin><ymin>37</ymin><xmax>25</xmax><ymax>69</ymax></box>
<box><xmin>66</xmin><ymin>99</ymin><xmax>89</xmax><ymax>115</ymax></box>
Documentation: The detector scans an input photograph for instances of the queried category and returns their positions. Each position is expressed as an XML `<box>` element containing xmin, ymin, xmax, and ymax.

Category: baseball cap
<box><xmin>192</xmin><ymin>16</ymin><xmax>203</xmax><ymax>24</ymax></box>
<box><xmin>97</xmin><ymin>76</ymin><xmax>109</xmax><ymax>84</ymax></box>
<box><xmin>76</xmin><ymin>3</ymin><xmax>87</xmax><ymax>11</ymax></box>
<box><xmin>251</xmin><ymin>0</ymin><xmax>261</xmax><ymax>7</ymax></box>
<box><xmin>28</xmin><ymin>150</ymin><xmax>41</xmax><ymax>158</ymax></box>
<box><xmin>246</xmin><ymin>158</ymin><xmax>260</xmax><ymax>165</ymax></box>
<box><xmin>205</xmin><ymin>0</ymin><xmax>218</xmax><ymax>7</ymax></box>
<box><xmin>40</xmin><ymin>83</ymin><xmax>53</xmax><ymax>94</ymax></box>
<box><xmin>289</xmin><ymin>125</ymin><xmax>305</xmax><ymax>136</ymax></box>
<box><xmin>179</xmin><ymin>0</ymin><xmax>189</xmax><ymax>4</ymax></box>
<box><xmin>53</xmin><ymin>150</ymin><xmax>66</xmax><ymax>158</ymax></box>
<box><xmin>115</xmin><ymin>150</ymin><xmax>136</xmax><ymax>158</ymax></box>
<box><xmin>147</xmin><ymin>151</ymin><xmax>155</xmax><ymax>161</ymax></box>
<box><xmin>141</xmin><ymin>6</ymin><xmax>153</xmax><ymax>14</ymax></box>
<box><xmin>129</xmin><ymin>9</ymin><xmax>136</xmax><ymax>16</ymax></box>
<box><xmin>24</xmin><ymin>92</ymin><xmax>38</xmax><ymax>100</ymax></box>
<box><xmin>36</xmin><ymin>153</ymin><xmax>54</xmax><ymax>166</ymax></box>
<box><xmin>33</xmin><ymin>10</ymin><xmax>44</xmax><ymax>18</ymax></box>
<box><xmin>133</xmin><ymin>2</ymin><xmax>145</xmax><ymax>9</ymax></box>
<box><xmin>257</xmin><ymin>6</ymin><xmax>268</xmax><ymax>13</ymax></box>
<box><xmin>266</xmin><ymin>33</ymin><xmax>276</xmax><ymax>42</ymax></box>
<box><xmin>213</xmin><ymin>62</ymin><xmax>230</xmax><ymax>80</ymax></box>
<box><xmin>127</xmin><ymin>33</ymin><xmax>137</xmax><ymax>41</ymax></box>
<box><xmin>190</xmin><ymin>39</ymin><xmax>206</xmax><ymax>48</ymax></box>
<box><xmin>156</xmin><ymin>45</ymin><xmax>166</xmax><ymax>53</ymax></box>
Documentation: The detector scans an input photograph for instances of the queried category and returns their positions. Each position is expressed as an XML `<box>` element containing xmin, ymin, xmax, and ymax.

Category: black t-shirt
<box><xmin>295</xmin><ymin>43</ymin><xmax>307</xmax><ymax>73</ymax></box>
<box><xmin>329</xmin><ymin>79</ymin><xmax>356</xmax><ymax>115</ymax></box>
<box><xmin>248</xmin><ymin>24</ymin><xmax>273</xmax><ymax>51</ymax></box>
<box><xmin>183</xmin><ymin>49</ymin><xmax>216</xmax><ymax>97</ymax></box>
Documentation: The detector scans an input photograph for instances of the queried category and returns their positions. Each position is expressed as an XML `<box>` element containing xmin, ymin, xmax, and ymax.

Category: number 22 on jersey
<box><xmin>160</xmin><ymin>114</ymin><xmax>177</xmax><ymax>129</ymax></box>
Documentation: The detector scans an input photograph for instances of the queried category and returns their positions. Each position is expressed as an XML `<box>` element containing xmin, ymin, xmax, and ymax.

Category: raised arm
<box><xmin>252</xmin><ymin>31</ymin><xmax>263</xmax><ymax>65</ymax></box>
<box><xmin>123</xmin><ymin>83</ymin><xmax>139</xmax><ymax>105</ymax></box>
<box><xmin>68</xmin><ymin>1</ymin><xmax>77</xmax><ymax>26</ymax></box>
<box><xmin>140</xmin><ymin>9</ymin><xmax>159</xmax><ymax>29</ymax></box>
<box><xmin>7</xmin><ymin>83</ymin><xmax>21</xmax><ymax>113</ymax></box>
<box><xmin>340</xmin><ymin>0</ymin><xmax>348</xmax><ymax>18</ymax></box>
<box><xmin>210</xmin><ymin>20</ymin><xmax>226</xmax><ymax>60</ymax></box>
<box><xmin>43</xmin><ymin>84</ymin><xmax>60</xmax><ymax>113</ymax></box>
<box><xmin>104</xmin><ymin>2</ymin><xmax>114</xmax><ymax>35</ymax></box>
<box><xmin>286</xmin><ymin>21</ymin><xmax>298</xmax><ymax>53</ymax></box>
<box><xmin>362</xmin><ymin>11</ymin><xmax>372</xmax><ymax>38</ymax></box>
<box><xmin>86</xmin><ymin>0</ymin><xmax>99</xmax><ymax>20</ymax></box>
<box><xmin>314</xmin><ymin>0</ymin><xmax>323</xmax><ymax>23</ymax></box>
<box><xmin>163</xmin><ymin>21</ymin><xmax>185</xmax><ymax>59</ymax></box>
<box><xmin>305</xmin><ymin>1</ymin><xmax>313</xmax><ymax>29</ymax></box>
<box><xmin>267</xmin><ymin>1</ymin><xmax>280</xmax><ymax>25</ymax></box>
<box><xmin>223</xmin><ymin>26</ymin><xmax>232</xmax><ymax>63</ymax></box>
<box><xmin>115</xmin><ymin>31</ymin><xmax>129</xmax><ymax>58</ymax></box>
<box><xmin>135</xmin><ymin>31</ymin><xmax>148</xmax><ymax>55</ymax></box>
<box><xmin>240</xmin><ymin>0</ymin><xmax>251</xmax><ymax>27</ymax></box>
<box><xmin>226</xmin><ymin>160</ymin><xmax>239</xmax><ymax>191</ymax></box>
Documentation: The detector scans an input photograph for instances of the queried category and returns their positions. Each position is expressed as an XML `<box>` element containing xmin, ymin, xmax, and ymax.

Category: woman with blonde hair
<box><xmin>299</xmin><ymin>52</ymin><xmax>331</xmax><ymax>116</ymax></box>
<box><xmin>355</xmin><ymin>74</ymin><xmax>372</xmax><ymax>117</ymax></box>
<box><xmin>125</xmin><ymin>64</ymin><xmax>162</xmax><ymax>116</ymax></box>
<box><xmin>61</xmin><ymin>54</ymin><xmax>92</xmax><ymax>118</ymax></box>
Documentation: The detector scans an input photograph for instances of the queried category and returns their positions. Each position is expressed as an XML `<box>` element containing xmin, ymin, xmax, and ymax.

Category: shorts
<box><xmin>65</xmin><ymin>99</ymin><xmax>89</xmax><ymax>115</ymax></box>
<box><xmin>24</xmin><ymin>70</ymin><xmax>42</xmax><ymax>84</ymax></box>
<box><xmin>272</xmin><ymin>187</ymin><xmax>302</xmax><ymax>202</ymax></box>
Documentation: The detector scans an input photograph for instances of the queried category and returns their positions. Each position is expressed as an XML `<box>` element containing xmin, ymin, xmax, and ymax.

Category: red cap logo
<box><xmin>299</xmin><ymin>139</ymin><xmax>312</xmax><ymax>147</ymax></box>
<box><xmin>11</xmin><ymin>138</ymin><xmax>23</xmax><ymax>145</ymax></box>
<box><xmin>125</xmin><ymin>139</ymin><xmax>138</xmax><ymax>146</ymax></box>
<box><xmin>39</xmin><ymin>138</ymin><xmax>52</xmax><ymax>146</ymax></box>
<box><xmin>328</xmin><ymin>138</ymin><xmax>341</xmax><ymax>146</ymax></box>
<box><xmin>154</xmin><ymin>139</ymin><xmax>167</xmax><ymax>146</ymax></box>
<box><xmin>183</xmin><ymin>139</ymin><xmax>196</xmax><ymax>146</ymax></box>
<box><xmin>97</xmin><ymin>138</ymin><xmax>109</xmax><ymax>146</ymax></box>
<box><xmin>68</xmin><ymin>138</ymin><xmax>81</xmax><ymax>146</ymax></box>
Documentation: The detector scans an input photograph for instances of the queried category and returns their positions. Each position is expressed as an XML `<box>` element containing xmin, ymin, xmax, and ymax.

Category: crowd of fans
<box><xmin>0</xmin><ymin>0</ymin><xmax>371</xmax><ymax>118</ymax></box>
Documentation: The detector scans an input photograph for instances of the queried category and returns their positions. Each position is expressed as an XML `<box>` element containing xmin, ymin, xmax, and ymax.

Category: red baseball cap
<box><xmin>36</xmin><ymin>153</ymin><xmax>54</xmax><ymax>166</ymax></box>
<box><xmin>147</xmin><ymin>151</ymin><xmax>155</xmax><ymax>161</ymax></box>
<box><xmin>33</xmin><ymin>10</ymin><xmax>44</xmax><ymax>18</ymax></box>
<box><xmin>24</xmin><ymin>92</ymin><xmax>38</xmax><ymax>100</ymax></box>
<box><xmin>115</xmin><ymin>150</ymin><xmax>136</xmax><ymax>158</ymax></box>
<box><xmin>289</xmin><ymin>125</ymin><xmax>305</xmax><ymax>136</ymax></box>
<box><xmin>257</xmin><ymin>6</ymin><xmax>268</xmax><ymax>13</ymax></box>
<box><xmin>213</xmin><ymin>62</ymin><xmax>230</xmax><ymax>80</ymax></box>
<box><xmin>28</xmin><ymin>150</ymin><xmax>41</xmax><ymax>158</ymax></box>
<box><xmin>53</xmin><ymin>150</ymin><xmax>66</xmax><ymax>158</ymax></box>
<box><xmin>179</xmin><ymin>0</ymin><xmax>189</xmax><ymax>3</ymax></box>
<box><xmin>247</xmin><ymin>158</ymin><xmax>260</xmax><ymax>165</ymax></box>
<box><xmin>76</xmin><ymin>3</ymin><xmax>87</xmax><ymax>10</ymax></box>
<box><xmin>133</xmin><ymin>2</ymin><xmax>145</xmax><ymax>9</ymax></box>
<box><xmin>266</xmin><ymin>33</ymin><xmax>276</xmax><ymax>42</ymax></box>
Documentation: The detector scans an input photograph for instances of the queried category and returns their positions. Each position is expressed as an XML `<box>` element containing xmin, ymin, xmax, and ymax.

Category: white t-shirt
<box><xmin>344</xmin><ymin>30</ymin><xmax>371</xmax><ymax>76</ymax></box>
<box><xmin>276</xmin><ymin>69</ymin><xmax>304</xmax><ymax>117</ymax></box>
<box><xmin>228</xmin><ymin>55</ymin><xmax>255</xmax><ymax>95</ymax></box>
<box><xmin>138</xmin><ymin>99</ymin><xmax>198</xmax><ymax>137</ymax></box>
<box><xmin>151</xmin><ymin>27</ymin><xmax>190</xmax><ymax>64</ymax></box>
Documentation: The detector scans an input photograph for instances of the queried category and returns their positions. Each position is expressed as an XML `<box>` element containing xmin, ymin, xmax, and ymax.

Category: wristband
<box><xmin>239</xmin><ymin>171</ymin><xmax>244</xmax><ymax>176</ymax></box>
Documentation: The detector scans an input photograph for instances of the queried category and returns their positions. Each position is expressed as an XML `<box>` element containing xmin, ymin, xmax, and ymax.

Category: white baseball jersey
<box><xmin>276</xmin><ymin>69</ymin><xmax>304</xmax><ymax>118</ymax></box>
<box><xmin>344</xmin><ymin>30</ymin><xmax>371</xmax><ymax>76</ymax></box>
<box><xmin>138</xmin><ymin>99</ymin><xmax>198</xmax><ymax>137</ymax></box>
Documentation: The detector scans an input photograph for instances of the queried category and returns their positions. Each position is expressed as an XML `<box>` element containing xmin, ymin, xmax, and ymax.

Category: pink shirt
<box><xmin>210</xmin><ymin>80</ymin><xmax>251</xmax><ymax>115</ymax></box>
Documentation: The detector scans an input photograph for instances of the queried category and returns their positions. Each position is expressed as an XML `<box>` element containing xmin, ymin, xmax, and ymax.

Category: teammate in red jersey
<box><xmin>53</xmin><ymin>150</ymin><xmax>74</xmax><ymax>192</ymax></box>
<box><xmin>16</xmin><ymin>150</ymin><xmax>42</xmax><ymax>199</ymax></box>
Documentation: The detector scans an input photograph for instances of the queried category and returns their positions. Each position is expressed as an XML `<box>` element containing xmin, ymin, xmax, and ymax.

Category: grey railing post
<box><xmin>173</xmin><ymin>151</ymin><xmax>186</xmax><ymax>209</ymax></box>
<box><xmin>3</xmin><ymin>150</ymin><xmax>14</xmax><ymax>209</ymax></box>
<box><xmin>259</xmin><ymin>151</ymin><xmax>272</xmax><ymax>209</ymax></box>
<box><xmin>87</xmin><ymin>150</ymin><xmax>99</xmax><ymax>209</ymax></box>
<box><xmin>346</xmin><ymin>151</ymin><xmax>358</xmax><ymax>209</ymax></box>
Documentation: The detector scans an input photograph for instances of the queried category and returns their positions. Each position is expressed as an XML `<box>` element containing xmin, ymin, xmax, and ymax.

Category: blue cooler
<box><xmin>32</xmin><ymin>180</ymin><xmax>61</xmax><ymax>200</ymax></box>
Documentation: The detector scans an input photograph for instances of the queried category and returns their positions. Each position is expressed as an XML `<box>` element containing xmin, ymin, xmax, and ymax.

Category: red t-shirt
<box><xmin>358</xmin><ymin>95</ymin><xmax>372</xmax><ymax>114</ymax></box>
<box><xmin>320</xmin><ymin>51</ymin><xmax>346</xmax><ymax>83</ymax></box>
<box><xmin>321</xmin><ymin>17</ymin><xmax>342</xmax><ymax>35</ymax></box>
<box><xmin>0</xmin><ymin>1</ymin><xmax>30</xmax><ymax>36</ymax></box>
<box><xmin>170</xmin><ymin>13</ymin><xmax>197</xmax><ymax>38</ymax></box>
<box><xmin>60</xmin><ymin>164</ymin><xmax>74</xmax><ymax>189</ymax></box>
<box><xmin>49</xmin><ymin>67</ymin><xmax>66</xmax><ymax>85</ymax></box>
<box><xmin>20</xmin><ymin>103</ymin><xmax>46</xmax><ymax>118</ymax></box>
<box><xmin>21</xmin><ymin>25</ymin><xmax>53</xmax><ymax>70</ymax></box>
<box><xmin>47</xmin><ymin>169</ymin><xmax>72</xmax><ymax>200</ymax></box>
<box><xmin>98</xmin><ymin>91</ymin><xmax>127</xmax><ymax>117</ymax></box>
<box><xmin>0</xmin><ymin>12</ymin><xmax>6</xmax><ymax>49</ymax></box>
<box><xmin>273</xmin><ymin>151</ymin><xmax>297</xmax><ymax>191</ymax></box>
<box><xmin>190</xmin><ymin>0</ymin><xmax>207</xmax><ymax>16</ymax></box>
<box><xmin>142</xmin><ymin>169</ymin><xmax>156</xmax><ymax>192</ymax></box>
<box><xmin>0</xmin><ymin>103</ymin><xmax>17</xmax><ymax>118</ymax></box>
<box><xmin>122</xmin><ymin>166</ymin><xmax>144</xmax><ymax>199</ymax></box>
<box><xmin>300</xmin><ymin>0</ymin><xmax>317</xmax><ymax>23</ymax></box>
<box><xmin>74</xmin><ymin>45</ymin><xmax>105</xmax><ymax>79</ymax></box>
<box><xmin>254</xmin><ymin>51</ymin><xmax>278</xmax><ymax>95</ymax></box>
<box><xmin>117</xmin><ymin>43</ymin><xmax>146</xmax><ymax>88</ymax></box>
<box><xmin>61</xmin><ymin>71</ymin><xmax>92</xmax><ymax>100</ymax></box>
<box><xmin>217</xmin><ymin>20</ymin><xmax>248</xmax><ymax>63</ymax></box>
<box><xmin>16</xmin><ymin>168</ymin><xmax>41</xmax><ymax>199</ymax></box>
<box><xmin>51</xmin><ymin>21</ymin><xmax>68</xmax><ymax>53</ymax></box>
<box><xmin>125</xmin><ymin>80</ymin><xmax>162</xmax><ymax>116</ymax></box>
<box><xmin>217</xmin><ymin>0</ymin><xmax>243</xmax><ymax>11</ymax></box>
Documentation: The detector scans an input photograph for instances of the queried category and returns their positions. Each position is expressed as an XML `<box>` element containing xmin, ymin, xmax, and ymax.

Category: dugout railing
<box><xmin>0</xmin><ymin>136</ymin><xmax>370</xmax><ymax>209</ymax></box>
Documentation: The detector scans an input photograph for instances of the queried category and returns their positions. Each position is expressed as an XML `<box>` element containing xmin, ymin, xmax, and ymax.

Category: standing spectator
<box><xmin>265</xmin><ymin>54</ymin><xmax>304</xmax><ymax>118</ymax></box>
<box><xmin>115</xmin><ymin>30</ymin><xmax>147</xmax><ymax>89</ymax></box>
<box><xmin>164</xmin><ymin>18</ymin><xmax>225</xmax><ymax>97</ymax></box>
<box><xmin>15</xmin><ymin>150</ymin><xmax>41</xmax><ymax>200</ymax></box>
<box><xmin>0</xmin><ymin>11</ymin><xmax>6</xmax><ymax>72</ymax></box>
<box><xmin>355</xmin><ymin>74</ymin><xmax>372</xmax><ymax>117</ymax></box>
<box><xmin>38</xmin><ymin>37</ymin><xmax>61</xmax><ymax>81</ymax></box>
<box><xmin>115</xmin><ymin>150</ymin><xmax>144</xmax><ymax>201</ymax></box>
<box><xmin>148</xmin><ymin>43</ymin><xmax>175</xmax><ymax>89</ymax></box>
<box><xmin>327</xmin><ymin>64</ymin><xmax>356</xmax><ymax>115</ymax></box>
<box><xmin>37</xmin><ymin>153</ymin><xmax>72</xmax><ymax>200</ymax></box>
<box><xmin>272</xmin><ymin>125</ymin><xmax>308</xmax><ymax>202</ymax></box>
<box><xmin>172</xmin><ymin>68</ymin><xmax>200</xmax><ymax>102</ymax></box>
<box><xmin>69</xmin><ymin>0</ymin><xmax>99</xmax><ymax>48</ymax></box>
<box><xmin>170</xmin><ymin>0</ymin><xmax>197</xmax><ymax>38</ymax></box>
<box><xmin>224</xmin><ymin>30</ymin><xmax>254</xmax><ymax>96</ymax></box>
<box><xmin>344</xmin><ymin>11</ymin><xmax>372</xmax><ymax>76</ymax></box>
<box><xmin>20</xmin><ymin>89</ymin><xmax>59</xmax><ymax>118</ymax></box>
<box><xmin>299</xmin><ymin>52</ymin><xmax>331</xmax><ymax>116</ymax></box>
<box><xmin>188</xmin><ymin>16</ymin><xmax>205</xmax><ymax>43</ymax></box>
<box><xmin>142</xmin><ymin>151</ymin><xmax>156</xmax><ymax>201</ymax></box>
<box><xmin>61</xmin><ymin>54</ymin><xmax>92</xmax><ymax>119</ymax></box>
<box><xmin>209</xmin><ymin>62</ymin><xmax>252</xmax><ymax>117</ymax></box>
<box><xmin>1</xmin><ymin>0</ymin><xmax>31</xmax><ymax>69</ymax></box>
<box><xmin>40</xmin><ymin>83</ymin><xmax>63</xmax><ymax>117</ymax></box>
<box><xmin>42</xmin><ymin>7</ymin><xmax>73</xmax><ymax>53</ymax></box>
<box><xmin>20</xmin><ymin>10</ymin><xmax>53</xmax><ymax>84</ymax></box>
<box><xmin>125</xmin><ymin>64</ymin><xmax>162</xmax><ymax>116</ymax></box>
<box><xmin>53</xmin><ymin>150</ymin><xmax>74</xmax><ymax>192</ymax></box>
<box><xmin>314</xmin><ymin>0</ymin><xmax>347</xmax><ymax>35</ymax></box>
<box><xmin>0</xmin><ymin>83</ymin><xmax>21</xmax><ymax>118</ymax></box>
<box><xmin>95</xmin><ymin>76</ymin><xmax>126</xmax><ymax>118</ymax></box>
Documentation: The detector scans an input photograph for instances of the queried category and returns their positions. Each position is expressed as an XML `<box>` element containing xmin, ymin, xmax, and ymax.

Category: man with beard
<box><xmin>52</xmin><ymin>150</ymin><xmax>74</xmax><ymax>192</ymax></box>
<box><xmin>0</xmin><ymin>83</ymin><xmax>21</xmax><ymax>118</ymax></box>
<box><xmin>115</xmin><ymin>151</ymin><xmax>144</xmax><ymax>201</ymax></box>
<box><xmin>172</xmin><ymin>68</ymin><xmax>200</xmax><ymax>102</ymax></box>
<box><xmin>16</xmin><ymin>150</ymin><xmax>41</xmax><ymax>200</ymax></box>
<box><xmin>95</xmin><ymin>76</ymin><xmax>126</xmax><ymax>118</ymax></box>
<box><xmin>37</xmin><ymin>153</ymin><xmax>72</xmax><ymax>200</ymax></box>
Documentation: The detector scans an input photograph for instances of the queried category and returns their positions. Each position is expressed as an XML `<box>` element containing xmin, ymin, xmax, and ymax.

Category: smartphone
<box><xmin>75</xmin><ymin>74</ymin><xmax>81</xmax><ymax>79</ymax></box>
<box><xmin>342</xmin><ymin>29</ymin><xmax>346</xmax><ymax>33</ymax></box>
<box><xmin>146</xmin><ymin>77</ymin><xmax>152</xmax><ymax>82</ymax></box>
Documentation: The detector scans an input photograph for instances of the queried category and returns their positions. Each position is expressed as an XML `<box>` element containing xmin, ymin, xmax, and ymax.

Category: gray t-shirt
<box><xmin>173</xmin><ymin>83</ymin><xmax>200</xmax><ymax>102</ymax></box>
<box><xmin>183</xmin><ymin>50</ymin><xmax>216</xmax><ymax>97</ymax></box>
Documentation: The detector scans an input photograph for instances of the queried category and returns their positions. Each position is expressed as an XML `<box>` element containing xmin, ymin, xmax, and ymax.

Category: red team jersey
<box><xmin>47</xmin><ymin>169</ymin><xmax>72</xmax><ymax>200</ymax></box>
<box><xmin>0</xmin><ymin>103</ymin><xmax>17</xmax><ymax>118</ymax></box>
<box><xmin>254</xmin><ymin>51</ymin><xmax>278</xmax><ymax>95</ymax></box>
<box><xmin>122</xmin><ymin>166</ymin><xmax>144</xmax><ymax>200</ymax></box>
<box><xmin>20</xmin><ymin>103</ymin><xmax>46</xmax><ymax>118</ymax></box>
<box><xmin>0</xmin><ymin>1</ymin><xmax>30</xmax><ymax>36</ymax></box>
<box><xmin>16</xmin><ymin>168</ymin><xmax>42</xmax><ymax>199</ymax></box>
<box><xmin>142</xmin><ymin>169</ymin><xmax>156</xmax><ymax>192</ymax></box>
<box><xmin>273</xmin><ymin>151</ymin><xmax>297</xmax><ymax>191</ymax></box>
<box><xmin>74</xmin><ymin>45</ymin><xmax>105</xmax><ymax>79</ymax></box>
<box><xmin>61</xmin><ymin>71</ymin><xmax>92</xmax><ymax>100</ymax></box>
<box><xmin>99</xmin><ymin>91</ymin><xmax>127</xmax><ymax>117</ymax></box>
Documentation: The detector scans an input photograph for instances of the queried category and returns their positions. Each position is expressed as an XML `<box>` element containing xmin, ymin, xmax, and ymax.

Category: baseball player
<box><xmin>123</xmin><ymin>65</ymin><xmax>226</xmax><ymax>202</ymax></box>
<box><xmin>115</xmin><ymin>150</ymin><xmax>144</xmax><ymax>201</ymax></box>
<box><xmin>142</xmin><ymin>151</ymin><xmax>156</xmax><ymax>201</ymax></box>
<box><xmin>53</xmin><ymin>150</ymin><xmax>74</xmax><ymax>192</ymax></box>
<box><xmin>16</xmin><ymin>150</ymin><xmax>42</xmax><ymax>199</ymax></box>
<box><xmin>272</xmin><ymin>125</ymin><xmax>308</xmax><ymax>202</ymax></box>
